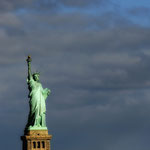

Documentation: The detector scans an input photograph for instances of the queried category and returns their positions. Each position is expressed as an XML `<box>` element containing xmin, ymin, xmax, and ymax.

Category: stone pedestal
<box><xmin>21</xmin><ymin>130</ymin><xmax>52</xmax><ymax>150</ymax></box>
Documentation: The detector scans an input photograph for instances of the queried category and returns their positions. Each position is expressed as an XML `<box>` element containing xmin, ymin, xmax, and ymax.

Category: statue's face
<box><xmin>33</xmin><ymin>74</ymin><xmax>40</xmax><ymax>81</ymax></box>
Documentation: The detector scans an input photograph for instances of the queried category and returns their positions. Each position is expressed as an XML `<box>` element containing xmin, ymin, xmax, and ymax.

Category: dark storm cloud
<box><xmin>20</xmin><ymin>11</ymin><xmax>133</xmax><ymax>31</ymax></box>
<box><xmin>0</xmin><ymin>0</ymin><xmax>34</xmax><ymax>11</ymax></box>
<box><xmin>33</xmin><ymin>0</ymin><xmax>109</xmax><ymax>10</ymax></box>
<box><xmin>0</xmin><ymin>0</ymin><xmax>109</xmax><ymax>12</ymax></box>
<box><xmin>58</xmin><ymin>0</ymin><xmax>106</xmax><ymax>7</ymax></box>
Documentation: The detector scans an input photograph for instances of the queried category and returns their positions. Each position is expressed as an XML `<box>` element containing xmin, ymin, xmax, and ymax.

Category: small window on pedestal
<box><xmin>37</xmin><ymin>141</ymin><xmax>40</xmax><ymax>148</ymax></box>
<box><xmin>42</xmin><ymin>141</ymin><xmax>45</xmax><ymax>148</ymax></box>
<box><xmin>33</xmin><ymin>142</ymin><xmax>36</xmax><ymax>148</ymax></box>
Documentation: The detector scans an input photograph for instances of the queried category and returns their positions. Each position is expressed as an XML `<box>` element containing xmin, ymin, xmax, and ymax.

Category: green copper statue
<box><xmin>25</xmin><ymin>56</ymin><xmax>51</xmax><ymax>130</ymax></box>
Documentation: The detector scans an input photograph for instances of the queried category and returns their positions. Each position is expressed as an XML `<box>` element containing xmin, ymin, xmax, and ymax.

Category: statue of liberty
<box><xmin>25</xmin><ymin>56</ymin><xmax>51</xmax><ymax>130</ymax></box>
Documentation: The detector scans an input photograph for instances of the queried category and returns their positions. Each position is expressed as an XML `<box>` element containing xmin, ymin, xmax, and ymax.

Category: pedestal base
<box><xmin>21</xmin><ymin>130</ymin><xmax>52</xmax><ymax>150</ymax></box>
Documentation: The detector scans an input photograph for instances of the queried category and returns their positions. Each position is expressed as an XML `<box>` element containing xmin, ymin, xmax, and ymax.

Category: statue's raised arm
<box><xmin>26</xmin><ymin>56</ymin><xmax>32</xmax><ymax>80</ymax></box>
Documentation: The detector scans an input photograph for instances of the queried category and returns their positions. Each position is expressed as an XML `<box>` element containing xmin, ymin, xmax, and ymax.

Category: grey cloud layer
<box><xmin>0</xmin><ymin>0</ymin><xmax>34</xmax><ymax>11</ymax></box>
<box><xmin>0</xmin><ymin>0</ymin><xmax>108</xmax><ymax>12</ymax></box>
<box><xmin>58</xmin><ymin>0</ymin><xmax>106</xmax><ymax>7</ymax></box>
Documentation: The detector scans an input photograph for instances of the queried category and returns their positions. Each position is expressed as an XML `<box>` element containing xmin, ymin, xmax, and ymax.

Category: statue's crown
<box><xmin>33</xmin><ymin>71</ymin><xmax>40</xmax><ymax>76</ymax></box>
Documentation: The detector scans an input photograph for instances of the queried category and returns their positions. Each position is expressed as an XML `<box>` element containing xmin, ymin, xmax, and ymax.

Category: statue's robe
<box><xmin>27</xmin><ymin>77</ymin><xmax>49</xmax><ymax>128</ymax></box>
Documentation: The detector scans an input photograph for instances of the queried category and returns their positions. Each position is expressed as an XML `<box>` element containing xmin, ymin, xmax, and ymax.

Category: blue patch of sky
<box><xmin>113</xmin><ymin>0</ymin><xmax>150</xmax><ymax>27</ymax></box>
<box><xmin>127</xmin><ymin>15</ymin><xmax>150</xmax><ymax>27</ymax></box>
<box><xmin>14</xmin><ymin>0</ymin><xmax>150</xmax><ymax>27</ymax></box>
<box><xmin>115</xmin><ymin>0</ymin><xmax>150</xmax><ymax>8</ymax></box>
<box><xmin>58</xmin><ymin>0</ymin><xmax>148</xmax><ymax>26</ymax></box>
<box><xmin>15</xmin><ymin>8</ymin><xmax>28</xmax><ymax>15</ymax></box>
<box><xmin>59</xmin><ymin>2</ymin><xmax>117</xmax><ymax>16</ymax></box>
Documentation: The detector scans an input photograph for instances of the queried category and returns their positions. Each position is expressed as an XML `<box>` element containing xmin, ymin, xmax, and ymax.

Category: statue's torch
<box><xmin>26</xmin><ymin>55</ymin><xmax>32</xmax><ymax>62</ymax></box>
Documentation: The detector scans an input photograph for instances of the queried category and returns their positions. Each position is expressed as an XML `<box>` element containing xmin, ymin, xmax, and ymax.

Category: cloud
<box><xmin>0</xmin><ymin>0</ymin><xmax>109</xmax><ymax>12</ymax></box>
<box><xmin>0</xmin><ymin>0</ymin><xmax>34</xmax><ymax>11</ymax></box>
<box><xmin>58</xmin><ymin>0</ymin><xmax>106</xmax><ymax>7</ymax></box>
<box><xmin>128</xmin><ymin>6</ymin><xmax>150</xmax><ymax>17</ymax></box>
<box><xmin>0</xmin><ymin>12</ymin><xmax>21</xmax><ymax>26</ymax></box>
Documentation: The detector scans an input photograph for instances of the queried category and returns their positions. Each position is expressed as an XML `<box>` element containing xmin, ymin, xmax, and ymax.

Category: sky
<box><xmin>1</xmin><ymin>0</ymin><xmax>150</xmax><ymax>150</ymax></box>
